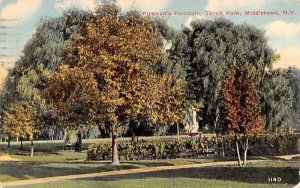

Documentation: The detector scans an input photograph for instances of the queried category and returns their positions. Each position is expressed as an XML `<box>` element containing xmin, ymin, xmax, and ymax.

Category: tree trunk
<box><xmin>30</xmin><ymin>139</ymin><xmax>34</xmax><ymax>158</ymax></box>
<box><xmin>63</xmin><ymin>128</ymin><xmax>68</xmax><ymax>144</ymax></box>
<box><xmin>20</xmin><ymin>137</ymin><xmax>23</xmax><ymax>151</ymax></box>
<box><xmin>111</xmin><ymin>134</ymin><xmax>120</xmax><ymax>165</ymax></box>
<box><xmin>131</xmin><ymin>133</ymin><xmax>136</xmax><ymax>144</ymax></box>
<box><xmin>235</xmin><ymin>136</ymin><xmax>241</xmax><ymax>166</ymax></box>
<box><xmin>75</xmin><ymin>131</ymin><xmax>82</xmax><ymax>152</ymax></box>
<box><xmin>50</xmin><ymin>127</ymin><xmax>54</xmax><ymax>141</ymax></box>
<box><xmin>176</xmin><ymin>123</ymin><xmax>180</xmax><ymax>141</ymax></box>
<box><xmin>214</xmin><ymin>111</ymin><xmax>219</xmax><ymax>131</ymax></box>
<box><xmin>221</xmin><ymin>136</ymin><xmax>225</xmax><ymax>157</ymax></box>
<box><xmin>242</xmin><ymin>137</ymin><xmax>248</xmax><ymax>166</ymax></box>
<box><xmin>7</xmin><ymin>135</ymin><xmax>11</xmax><ymax>152</ymax></box>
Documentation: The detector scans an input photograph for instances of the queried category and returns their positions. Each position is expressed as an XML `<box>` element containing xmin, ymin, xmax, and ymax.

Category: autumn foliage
<box><xmin>223</xmin><ymin>64</ymin><xmax>263</xmax><ymax>165</ymax></box>
<box><xmin>2</xmin><ymin>101</ymin><xmax>39</xmax><ymax>156</ymax></box>
<box><xmin>42</xmin><ymin>4</ymin><xmax>185</xmax><ymax>164</ymax></box>
<box><xmin>223</xmin><ymin>64</ymin><xmax>263</xmax><ymax>135</ymax></box>
<box><xmin>2</xmin><ymin>102</ymin><xmax>38</xmax><ymax>140</ymax></box>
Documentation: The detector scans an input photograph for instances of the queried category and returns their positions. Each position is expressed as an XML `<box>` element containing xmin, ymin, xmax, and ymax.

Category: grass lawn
<box><xmin>0</xmin><ymin>151</ymin><xmax>216</xmax><ymax>182</ymax></box>
<box><xmin>0</xmin><ymin>150</ymin><xmax>299</xmax><ymax>187</ymax></box>
<box><xmin>21</xmin><ymin>178</ymin><xmax>291</xmax><ymax>188</ymax></box>
<box><xmin>10</xmin><ymin>151</ymin><xmax>87</xmax><ymax>162</ymax></box>
<box><xmin>247</xmin><ymin>159</ymin><xmax>300</xmax><ymax>168</ymax></box>
<box><xmin>0</xmin><ymin>151</ymin><xmax>133</xmax><ymax>182</ymax></box>
<box><xmin>82</xmin><ymin>160</ymin><xmax>299</xmax><ymax>185</ymax></box>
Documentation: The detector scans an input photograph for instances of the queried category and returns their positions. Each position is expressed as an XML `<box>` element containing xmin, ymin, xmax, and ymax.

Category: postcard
<box><xmin>0</xmin><ymin>0</ymin><xmax>299</xmax><ymax>188</ymax></box>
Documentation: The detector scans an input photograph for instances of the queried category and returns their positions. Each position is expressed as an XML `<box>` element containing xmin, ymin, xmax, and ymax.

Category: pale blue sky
<box><xmin>0</xmin><ymin>0</ymin><xmax>299</xmax><ymax>69</ymax></box>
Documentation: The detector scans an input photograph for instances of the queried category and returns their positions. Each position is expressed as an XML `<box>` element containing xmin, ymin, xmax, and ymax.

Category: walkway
<box><xmin>0</xmin><ymin>155</ymin><xmax>18</xmax><ymax>161</ymax></box>
<box><xmin>1</xmin><ymin>159</ymin><xmax>267</xmax><ymax>187</ymax></box>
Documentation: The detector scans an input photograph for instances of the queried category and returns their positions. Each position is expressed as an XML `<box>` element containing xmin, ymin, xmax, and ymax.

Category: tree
<box><xmin>42</xmin><ymin>4</ymin><xmax>185</xmax><ymax>164</ymax></box>
<box><xmin>170</xmin><ymin>18</ymin><xmax>275</xmax><ymax>133</ymax></box>
<box><xmin>285</xmin><ymin>67</ymin><xmax>300</xmax><ymax>131</ymax></box>
<box><xmin>143</xmin><ymin>74</ymin><xmax>185</xmax><ymax>141</ymax></box>
<box><xmin>223</xmin><ymin>63</ymin><xmax>263</xmax><ymax>166</ymax></box>
<box><xmin>0</xmin><ymin>73</ymin><xmax>22</xmax><ymax>143</ymax></box>
<box><xmin>0</xmin><ymin>9</ymin><xmax>94</xmax><ymax>141</ymax></box>
<box><xmin>259</xmin><ymin>69</ymin><xmax>293</xmax><ymax>131</ymax></box>
<box><xmin>2</xmin><ymin>101</ymin><xmax>38</xmax><ymax>156</ymax></box>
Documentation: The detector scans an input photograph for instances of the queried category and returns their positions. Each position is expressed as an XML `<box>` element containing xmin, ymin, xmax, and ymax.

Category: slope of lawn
<box><xmin>21</xmin><ymin>178</ymin><xmax>291</xmax><ymax>188</ymax></box>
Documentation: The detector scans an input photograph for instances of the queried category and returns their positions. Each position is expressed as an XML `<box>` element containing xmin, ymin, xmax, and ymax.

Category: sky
<box><xmin>0</xmin><ymin>0</ymin><xmax>300</xmax><ymax>70</ymax></box>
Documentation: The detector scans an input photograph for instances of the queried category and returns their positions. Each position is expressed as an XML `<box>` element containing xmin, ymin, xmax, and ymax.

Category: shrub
<box><xmin>87</xmin><ymin>136</ymin><xmax>224</xmax><ymax>161</ymax></box>
<box><xmin>86</xmin><ymin>134</ymin><xmax>300</xmax><ymax>161</ymax></box>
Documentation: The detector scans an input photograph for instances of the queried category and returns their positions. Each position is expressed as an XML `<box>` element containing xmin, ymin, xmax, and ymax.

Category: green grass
<box><xmin>0</xmin><ymin>174</ymin><xmax>20</xmax><ymax>182</ymax></box>
<box><xmin>21</xmin><ymin>178</ymin><xmax>290</xmax><ymax>188</ymax></box>
<box><xmin>82</xmin><ymin>161</ymin><xmax>298</xmax><ymax>185</ymax></box>
<box><xmin>247</xmin><ymin>159</ymin><xmax>300</xmax><ymax>169</ymax></box>
<box><xmin>0</xmin><ymin>152</ymin><xmax>217</xmax><ymax>182</ymax></box>
<box><xmin>11</xmin><ymin>151</ymin><xmax>87</xmax><ymax>162</ymax></box>
<box><xmin>0</xmin><ymin>161</ymin><xmax>139</xmax><ymax>182</ymax></box>
<box><xmin>1</xmin><ymin>151</ymin><xmax>299</xmax><ymax>187</ymax></box>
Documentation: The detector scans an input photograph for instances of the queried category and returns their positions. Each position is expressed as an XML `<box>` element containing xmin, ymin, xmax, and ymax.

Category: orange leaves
<box><xmin>223</xmin><ymin>64</ymin><xmax>263</xmax><ymax>135</ymax></box>
<box><xmin>41</xmin><ymin>4</ymin><xmax>184</xmax><ymax>131</ymax></box>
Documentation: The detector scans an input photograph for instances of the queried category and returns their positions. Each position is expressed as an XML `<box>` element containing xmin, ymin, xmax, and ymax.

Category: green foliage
<box><xmin>285</xmin><ymin>67</ymin><xmax>300</xmax><ymax>130</ymax></box>
<box><xmin>87</xmin><ymin>137</ymin><xmax>220</xmax><ymax>161</ymax></box>
<box><xmin>259</xmin><ymin>69</ymin><xmax>294</xmax><ymax>131</ymax></box>
<box><xmin>87</xmin><ymin>134</ymin><xmax>299</xmax><ymax>161</ymax></box>
<box><xmin>0</xmin><ymin>8</ymin><xmax>93</xmax><ymax>106</ymax></box>
<box><xmin>0</xmin><ymin>9</ymin><xmax>94</xmax><ymax>140</ymax></box>
<box><xmin>155</xmin><ymin>18</ymin><xmax>176</xmax><ymax>41</ymax></box>
<box><xmin>170</xmin><ymin>18</ymin><xmax>275</xmax><ymax>132</ymax></box>
<box><xmin>2</xmin><ymin>101</ymin><xmax>38</xmax><ymax>139</ymax></box>
<box><xmin>0</xmin><ymin>3</ymin><xmax>296</xmax><ymax>143</ymax></box>
<box><xmin>247</xmin><ymin>134</ymin><xmax>299</xmax><ymax>156</ymax></box>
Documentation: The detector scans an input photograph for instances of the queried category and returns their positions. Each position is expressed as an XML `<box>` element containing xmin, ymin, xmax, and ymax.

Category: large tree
<box><xmin>259</xmin><ymin>69</ymin><xmax>294</xmax><ymax>131</ymax></box>
<box><xmin>223</xmin><ymin>63</ymin><xmax>263</xmax><ymax>166</ymax></box>
<box><xmin>0</xmin><ymin>9</ymin><xmax>94</xmax><ymax>142</ymax></box>
<box><xmin>285</xmin><ymin>67</ymin><xmax>300</xmax><ymax>131</ymax></box>
<box><xmin>170</xmin><ymin>18</ymin><xmax>275</xmax><ymax>133</ymax></box>
<box><xmin>42</xmin><ymin>4</ymin><xmax>185</xmax><ymax>164</ymax></box>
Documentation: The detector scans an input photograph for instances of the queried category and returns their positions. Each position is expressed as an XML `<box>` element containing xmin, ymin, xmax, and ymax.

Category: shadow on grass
<box><xmin>12</xmin><ymin>151</ymin><xmax>63</xmax><ymax>156</ymax></box>
<box><xmin>83</xmin><ymin>166</ymin><xmax>300</xmax><ymax>185</ymax></box>
<box><xmin>124</xmin><ymin>161</ymin><xmax>174</xmax><ymax>167</ymax></box>
<box><xmin>0</xmin><ymin>160</ymin><xmax>139</xmax><ymax>182</ymax></box>
<box><xmin>1</xmin><ymin>151</ymin><xmax>299</xmax><ymax>185</ymax></box>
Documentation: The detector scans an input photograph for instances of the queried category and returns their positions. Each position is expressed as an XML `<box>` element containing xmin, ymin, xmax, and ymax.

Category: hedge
<box><xmin>87</xmin><ymin>134</ymin><xmax>300</xmax><ymax>161</ymax></box>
